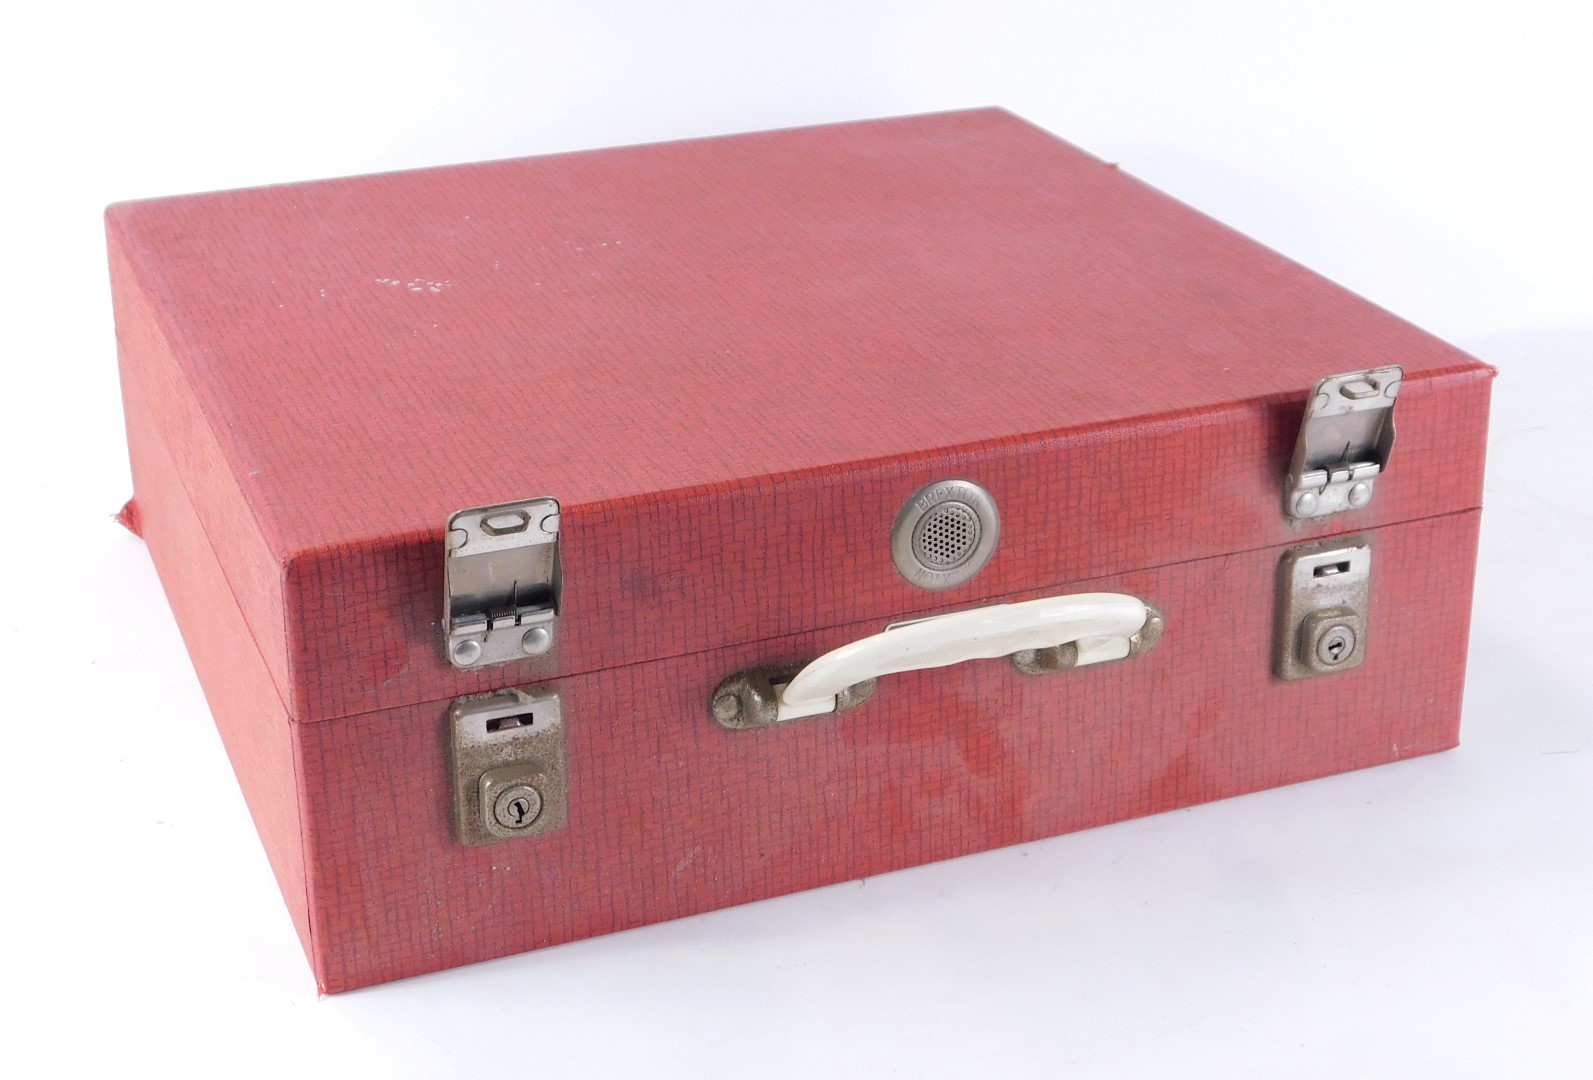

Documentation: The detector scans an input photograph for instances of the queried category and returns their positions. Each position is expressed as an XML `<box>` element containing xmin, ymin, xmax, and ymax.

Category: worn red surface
<box><xmin>110</xmin><ymin>109</ymin><xmax>1493</xmax><ymax>990</ymax></box>
<box><xmin>107</xmin><ymin>107</ymin><xmax>1490</xmax><ymax>723</ymax></box>
<box><xmin>293</xmin><ymin>510</ymin><xmax>1481</xmax><ymax>992</ymax></box>
<box><xmin>119</xmin><ymin>347</ymin><xmax>312</xmax><ymax>962</ymax></box>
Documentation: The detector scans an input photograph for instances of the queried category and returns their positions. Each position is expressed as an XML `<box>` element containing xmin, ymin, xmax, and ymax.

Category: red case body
<box><xmin>109</xmin><ymin>109</ymin><xmax>1492</xmax><ymax>992</ymax></box>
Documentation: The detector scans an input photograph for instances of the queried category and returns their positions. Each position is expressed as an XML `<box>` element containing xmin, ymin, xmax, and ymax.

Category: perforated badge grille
<box><xmin>912</xmin><ymin>501</ymin><xmax>981</xmax><ymax>569</ymax></box>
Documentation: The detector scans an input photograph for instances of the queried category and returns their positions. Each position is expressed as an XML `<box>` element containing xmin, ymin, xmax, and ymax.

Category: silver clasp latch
<box><xmin>1285</xmin><ymin>366</ymin><xmax>1402</xmax><ymax>519</ymax></box>
<box><xmin>444</xmin><ymin>497</ymin><xmax>562</xmax><ymax>669</ymax></box>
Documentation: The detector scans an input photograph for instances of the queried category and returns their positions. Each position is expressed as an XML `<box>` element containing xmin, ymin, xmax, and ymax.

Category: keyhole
<box><xmin>1315</xmin><ymin>624</ymin><xmax>1357</xmax><ymax>668</ymax></box>
<box><xmin>491</xmin><ymin>784</ymin><xmax>543</xmax><ymax>831</ymax></box>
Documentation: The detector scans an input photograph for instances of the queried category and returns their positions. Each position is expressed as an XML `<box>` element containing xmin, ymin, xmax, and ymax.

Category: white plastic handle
<box><xmin>775</xmin><ymin>592</ymin><xmax>1151</xmax><ymax>722</ymax></box>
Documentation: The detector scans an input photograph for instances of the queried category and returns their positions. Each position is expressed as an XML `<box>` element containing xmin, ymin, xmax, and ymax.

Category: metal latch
<box><xmin>444</xmin><ymin>497</ymin><xmax>561</xmax><ymax>669</ymax></box>
<box><xmin>1285</xmin><ymin>366</ymin><xmax>1402</xmax><ymax>519</ymax></box>
<box><xmin>1275</xmin><ymin>537</ymin><xmax>1371</xmax><ymax>680</ymax></box>
<box><xmin>450</xmin><ymin>685</ymin><xmax>568</xmax><ymax>845</ymax></box>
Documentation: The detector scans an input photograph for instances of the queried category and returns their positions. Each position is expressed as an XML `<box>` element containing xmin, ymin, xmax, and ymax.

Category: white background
<box><xmin>2</xmin><ymin>2</ymin><xmax>1589</xmax><ymax>1076</ymax></box>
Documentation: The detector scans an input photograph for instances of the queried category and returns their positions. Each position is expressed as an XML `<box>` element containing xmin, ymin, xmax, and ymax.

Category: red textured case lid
<box><xmin>108</xmin><ymin>108</ymin><xmax>1491</xmax><ymax>722</ymax></box>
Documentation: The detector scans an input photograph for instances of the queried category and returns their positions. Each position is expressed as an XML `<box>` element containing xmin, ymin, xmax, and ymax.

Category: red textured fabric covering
<box><xmin>110</xmin><ymin>109</ymin><xmax>1493</xmax><ymax>991</ymax></box>
<box><xmin>108</xmin><ymin>107</ymin><xmax>1489</xmax><ymax>723</ymax></box>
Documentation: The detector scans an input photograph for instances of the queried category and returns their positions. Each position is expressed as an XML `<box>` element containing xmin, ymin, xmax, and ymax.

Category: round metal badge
<box><xmin>890</xmin><ymin>479</ymin><xmax>1001</xmax><ymax>590</ymax></box>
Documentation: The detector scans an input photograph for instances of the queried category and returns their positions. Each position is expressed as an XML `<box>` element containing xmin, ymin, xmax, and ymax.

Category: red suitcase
<box><xmin>109</xmin><ymin>108</ymin><xmax>1492</xmax><ymax>992</ymax></box>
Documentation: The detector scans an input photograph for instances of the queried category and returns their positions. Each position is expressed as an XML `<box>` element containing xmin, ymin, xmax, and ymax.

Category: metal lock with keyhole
<box><xmin>450</xmin><ymin>685</ymin><xmax>568</xmax><ymax>845</ymax></box>
<box><xmin>1275</xmin><ymin>538</ymin><xmax>1372</xmax><ymax>680</ymax></box>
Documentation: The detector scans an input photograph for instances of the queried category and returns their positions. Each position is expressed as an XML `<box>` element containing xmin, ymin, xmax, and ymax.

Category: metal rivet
<box><xmin>711</xmin><ymin>693</ymin><xmax>743</xmax><ymax>723</ymax></box>
<box><xmin>1347</xmin><ymin>481</ymin><xmax>1372</xmax><ymax>508</ymax></box>
<box><xmin>1316</xmin><ymin>624</ymin><xmax>1357</xmax><ymax>666</ymax></box>
<box><xmin>452</xmin><ymin>639</ymin><xmax>482</xmax><ymax>666</ymax></box>
<box><xmin>521</xmin><ymin>626</ymin><xmax>553</xmax><ymax>656</ymax></box>
<box><xmin>492</xmin><ymin>784</ymin><xmax>543</xmax><ymax>830</ymax></box>
<box><xmin>1294</xmin><ymin>491</ymin><xmax>1319</xmax><ymax>516</ymax></box>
